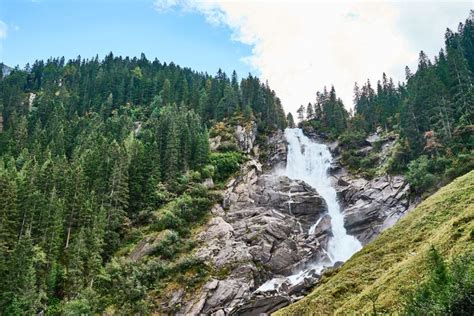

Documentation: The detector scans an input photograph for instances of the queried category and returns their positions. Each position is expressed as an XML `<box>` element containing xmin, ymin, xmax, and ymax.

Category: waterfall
<box><xmin>284</xmin><ymin>128</ymin><xmax>361</xmax><ymax>262</ymax></box>
<box><xmin>256</xmin><ymin>128</ymin><xmax>362</xmax><ymax>293</ymax></box>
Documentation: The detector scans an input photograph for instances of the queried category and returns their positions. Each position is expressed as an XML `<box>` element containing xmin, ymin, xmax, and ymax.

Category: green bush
<box><xmin>406</xmin><ymin>156</ymin><xmax>438</xmax><ymax>193</ymax></box>
<box><xmin>201</xmin><ymin>164</ymin><xmax>215</xmax><ymax>179</ymax></box>
<box><xmin>209</xmin><ymin>151</ymin><xmax>244</xmax><ymax>183</ymax></box>
<box><xmin>403</xmin><ymin>248</ymin><xmax>474</xmax><ymax>315</ymax></box>
<box><xmin>153</xmin><ymin>230</ymin><xmax>182</xmax><ymax>259</ymax></box>
<box><xmin>218</xmin><ymin>141</ymin><xmax>240</xmax><ymax>152</ymax></box>
<box><xmin>155</xmin><ymin>209</ymin><xmax>184</xmax><ymax>231</ymax></box>
<box><xmin>427</xmin><ymin>156</ymin><xmax>451</xmax><ymax>174</ymax></box>
<box><xmin>386</xmin><ymin>141</ymin><xmax>411</xmax><ymax>173</ymax></box>
<box><xmin>153</xmin><ymin>189</ymin><xmax>213</xmax><ymax>234</ymax></box>
<box><xmin>338</xmin><ymin>131</ymin><xmax>367</xmax><ymax>149</ymax></box>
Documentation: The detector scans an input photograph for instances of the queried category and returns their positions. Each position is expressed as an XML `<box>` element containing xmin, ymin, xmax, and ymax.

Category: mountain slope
<box><xmin>275</xmin><ymin>170</ymin><xmax>474</xmax><ymax>315</ymax></box>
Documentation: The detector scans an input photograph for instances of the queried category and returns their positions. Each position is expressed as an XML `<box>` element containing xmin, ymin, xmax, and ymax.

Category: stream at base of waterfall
<box><xmin>257</xmin><ymin>128</ymin><xmax>362</xmax><ymax>292</ymax></box>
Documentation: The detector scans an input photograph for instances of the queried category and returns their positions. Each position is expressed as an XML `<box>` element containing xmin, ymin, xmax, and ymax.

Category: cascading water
<box><xmin>285</xmin><ymin>128</ymin><xmax>362</xmax><ymax>262</ymax></box>
<box><xmin>256</xmin><ymin>128</ymin><xmax>361</xmax><ymax>292</ymax></box>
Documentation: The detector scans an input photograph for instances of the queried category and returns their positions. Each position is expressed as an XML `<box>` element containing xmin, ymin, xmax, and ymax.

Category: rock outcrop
<box><xmin>166</xmin><ymin>130</ymin><xmax>334</xmax><ymax>314</ymax></box>
<box><xmin>327</xmin><ymin>131</ymin><xmax>416</xmax><ymax>245</ymax></box>
<box><xmin>235</xmin><ymin>122</ymin><xmax>258</xmax><ymax>154</ymax></box>
<box><xmin>334</xmin><ymin>173</ymin><xmax>414</xmax><ymax>244</ymax></box>
<box><xmin>161</xmin><ymin>129</ymin><xmax>417</xmax><ymax>315</ymax></box>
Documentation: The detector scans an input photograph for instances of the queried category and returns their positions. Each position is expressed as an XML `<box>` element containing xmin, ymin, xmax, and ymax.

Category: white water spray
<box><xmin>284</xmin><ymin>128</ymin><xmax>361</xmax><ymax>262</ymax></box>
<box><xmin>256</xmin><ymin>128</ymin><xmax>362</xmax><ymax>293</ymax></box>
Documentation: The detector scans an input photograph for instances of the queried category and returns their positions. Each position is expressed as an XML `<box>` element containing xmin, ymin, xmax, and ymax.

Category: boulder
<box><xmin>335</xmin><ymin>173</ymin><xmax>414</xmax><ymax>244</ymax></box>
<box><xmin>235</xmin><ymin>122</ymin><xmax>257</xmax><ymax>153</ymax></box>
<box><xmin>230</xmin><ymin>296</ymin><xmax>291</xmax><ymax>316</ymax></box>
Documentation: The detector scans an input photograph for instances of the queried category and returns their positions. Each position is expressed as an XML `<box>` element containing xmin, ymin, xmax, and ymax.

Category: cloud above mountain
<box><xmin>154</xmin><ymin>0</ymin><xmax>472</xmax><ymax>115</ymax></box>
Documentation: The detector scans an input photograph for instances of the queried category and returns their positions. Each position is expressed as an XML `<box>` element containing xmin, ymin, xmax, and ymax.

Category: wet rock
<box><xmin>332</xmin><ymin>261</ymin><xmax>344</xmax><ymax>268</ymax></box>
<box><xmin>230</xmin><ymin>295</ymin><xmax>291</xmax><ymax>316</ymax></box>
<box><xmin>335</xmin><ymin>173</ymin><xmax>415</xmax><ymax>244</ymax></box>
<box><xmin>286</xmin><ymin>276</ymin><xmax>318</xmax><ymax>296</ymax></box>
<box><xmin>174</xmin><ymin>132</ymin><xmax>331</xmax><ymax>314</ymax></box>
<box><xmin>311</xmin><ymin>214</ymin><xmax>332</xmax><ymax>237</ymax></box>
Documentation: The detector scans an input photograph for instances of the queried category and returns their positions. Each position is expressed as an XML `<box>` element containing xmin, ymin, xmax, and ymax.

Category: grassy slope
<box><xmin>275</xmin><ymin>171</ymin><xmax>474</xmax><ymax>315</ymax></box>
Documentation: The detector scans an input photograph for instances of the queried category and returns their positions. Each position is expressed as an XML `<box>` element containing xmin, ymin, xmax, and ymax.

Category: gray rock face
<box><xmin>300</xmin><ymin>129</ymin><xmax>417</xmax><ymax>246</ymax></box>
<box><xmin>336</xmin><ymin>173</ymin><xmax>414</xmax><ymax>244</ymax></box>
<box><xmin>326</xmin><ymin>131</ymin><xmax>415</xmax><ymax>245</ymax></box>
<box><xmin>162</xmin><ymin>129</ymin><xmax>417</xmax><ymax>315</ymax></box>
<box><xmin>261</xmin><ymin>130</ymin><xmax>287</xmax><ymax>170</ymax></box>
<box><xmin>172</xmin><ymin>133</ymin><xmax>331</xmax><ymax>314</ymax></box>
<box><xmin>235</xmin><ymin>122</ymin><xmax>258</xmax><ymax>154</ymax></box>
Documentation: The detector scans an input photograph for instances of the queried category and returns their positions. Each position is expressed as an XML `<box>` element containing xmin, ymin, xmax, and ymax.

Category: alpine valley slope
<box><xmin>274</xmin><ymin>170</ymin><xmax>474</xmax><ymax>315</ymax></box>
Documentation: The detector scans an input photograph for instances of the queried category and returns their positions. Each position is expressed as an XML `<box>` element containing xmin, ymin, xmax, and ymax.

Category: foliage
<box><xmin>0</xmin><ymin>53</ymin><xmax>285</xmax><ymax>313</ymax></box>
<box><xmin>209</xmin><ymin>151</ymin><xmax>245</xmax><ymax>183</ymax></box>
<box><xmin>299</xmin><ymin>86</ymin><xmax>349</xmax><ymax>138</ymax></box>
<box><xmin>403</xmin><ymin>247</ymin><xmax>474</xmax><ymax>315</ymax></box>
<box><xmin>406</xmin><ymin>156</ymin><xmax>438</xmax><ymax>193</ymax></box>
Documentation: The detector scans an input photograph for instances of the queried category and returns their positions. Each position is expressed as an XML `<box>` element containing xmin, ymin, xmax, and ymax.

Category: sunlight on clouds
<box><xmin>153</xmin><ymin>0</ymin><xmax>468</xmax><ymax>114</ymax></box>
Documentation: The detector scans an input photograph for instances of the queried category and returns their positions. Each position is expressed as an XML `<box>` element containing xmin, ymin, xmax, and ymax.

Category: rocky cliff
<box><xmin>172</xmin><ymin>129</ymin><xmax>332</xmax><ymax>315</ymax></box>
<box><xmin>327</xmin><ymin>132</ymin><xmax>417</xmax><ymax>245</ymax></box>
<box><xmin>160</xmin><ymin>126</ymin><xmax>417</xmax><ymax>315</ymax></box>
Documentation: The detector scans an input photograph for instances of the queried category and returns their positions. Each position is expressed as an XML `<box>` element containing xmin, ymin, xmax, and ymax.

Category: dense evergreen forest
<box><xmin>299</xmin><ymin>13</ymin><xmax>473</xmax><ymax>192</ymax></box>
<box><xmin>0</xmin><ymin>54</ymin><xmax>286</xmax><ymax>314</ymax></box>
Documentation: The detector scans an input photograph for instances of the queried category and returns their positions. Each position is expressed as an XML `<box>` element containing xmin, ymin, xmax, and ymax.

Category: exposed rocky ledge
<box><xmin>334</xmin><ymin>172</ymin><xmax>415</xmax><ymax>245</ymax></box>
<box><xmin>328</xmin><ymin>132</ymin><xmax>417</xmax><ymax>245</ymax></box>
<box><xmin>171</xmin><ymin>156</ymin><xmax>332</xmax><ymax>315</ymax></box>
<box><xmin>158</xmin><ymin>128</ymin><xmax>418</xmax><ymax>315</ymax></box>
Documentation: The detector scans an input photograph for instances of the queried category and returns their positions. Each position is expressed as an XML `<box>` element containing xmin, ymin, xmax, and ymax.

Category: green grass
<box><xmin>275</xmin><ymin>170</ymin><xmax>474</xmax><ymax>315</ymax></box>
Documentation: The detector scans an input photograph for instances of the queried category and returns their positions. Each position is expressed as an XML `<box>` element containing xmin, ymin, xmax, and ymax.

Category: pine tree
<box><xmin>296</xmin><ymin>105</ymin><xmax>305</xmax><ymax>122</ymax></box>
<box><xmin>306</xmin><ymin>103</ymin><xmax>314</xmax><ymax>120</ymax></box>
<box><xmin>163</xmin><ymin>122</ymin><xmax>179</xmax><ymax>186</ymax></box>
<box><xmin>195</xmin><ymin>128</ymin><xmax>210</xmax><ymax>169</ymax></box>
<box><xmin>104</xmin><ymin>144</ymin><xmax>129</xmax><ymax>257</ymax></box>
<box><xmin>4</xmin><ymin>231</ymin><xmax>41</xmax><ymax>314</ymax></box>
<box><xmin>161</xmin><ymin>79</ymin><xmax>172</xmax><ymax>106</ymax></box>
<box><xmin>286</xmin><ymin>113</ymin><xmax>296</xmax><ymax>128</ymax></box>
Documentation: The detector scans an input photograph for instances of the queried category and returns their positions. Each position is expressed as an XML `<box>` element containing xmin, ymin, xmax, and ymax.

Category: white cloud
<box><xmin>0</xmin><ymin>20</ymin><xmax>7</xmax><ymax>39</ymax></box>
<box><xmin>154</xmin><ymin>0</ymin><xmax>180</xmax><ymax>12</ymax></box>
<box><xmin>154</xmin><ymin>0</ymin><xmax>472</xmax><ymax>115</ymax></box>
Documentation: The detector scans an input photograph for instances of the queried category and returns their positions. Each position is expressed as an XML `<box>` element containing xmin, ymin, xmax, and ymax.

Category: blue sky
<box><xmin>0</xmin><ymin>0</ymin><xmax>254</xmax><ymax>77</ymax></box>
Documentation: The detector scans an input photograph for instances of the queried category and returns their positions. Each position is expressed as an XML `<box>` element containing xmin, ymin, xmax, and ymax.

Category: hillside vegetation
<box><xmin>275</xmin><ymin>170</ymin><xmax>474</xmax><ymax>315</ymax></box>
<box><xmin>0</xmin><ymin>54</ymin><xmax>286</xmax><ymax>314</ymax></box>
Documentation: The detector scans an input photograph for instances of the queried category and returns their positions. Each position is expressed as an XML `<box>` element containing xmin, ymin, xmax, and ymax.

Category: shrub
<box><xmin>386</xmin><ymin>141</ymin><xmax>411</xmax><ymax>173</ymax></box>
<box><xmin>403</xmin><ymin>248</ymin><xmax>474</xmax><ymax>315</ymax></box>
<box><xmin>338</xmin><ymin>130</ymin><xmax>367</xmax><ymax>149</ymax></box>
<box><xmin>406</xmin><ymin>156</ymin><xmax>437</xmax><ymax>193</ymax></box>
<box><xmin>209</xmin><ymin>151</ymin><xmax>244</xmax><ymax>183</ymax></box>
<box><xmin>153</xmin><ymin>230</ymin><xmax>182</xmax><ymax>259</ymax></box>
<box><xmin>218</xmin><ymin>141</ymin><xmax>240</xmax><ymax>152</ymax></box>
<box><xmin>155</xmin><ymin>209</ymin><xmax>183</xmax><ymax>231</ymax></box>
<box><xmin>201</xmin><ymin>164</ymin><xmax>215</xmax><ymax>179</ymax></box>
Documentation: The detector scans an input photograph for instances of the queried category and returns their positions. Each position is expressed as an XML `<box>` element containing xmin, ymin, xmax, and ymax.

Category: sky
<box><xmin>0</xmin><ymin>0</ymin><xmax>472</xmax><ymax>115</ymax></box>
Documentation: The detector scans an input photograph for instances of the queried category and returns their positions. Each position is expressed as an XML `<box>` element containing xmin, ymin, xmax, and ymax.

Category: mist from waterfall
<box><xmin>256</xmin><ymin>128</ymin><xmax>362</xmax><ymax>292</ymax></box>
<box><xmin>284</xmin><ymin>128</ymin><xmax>362</xmax><ymax>262</ymax></box>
